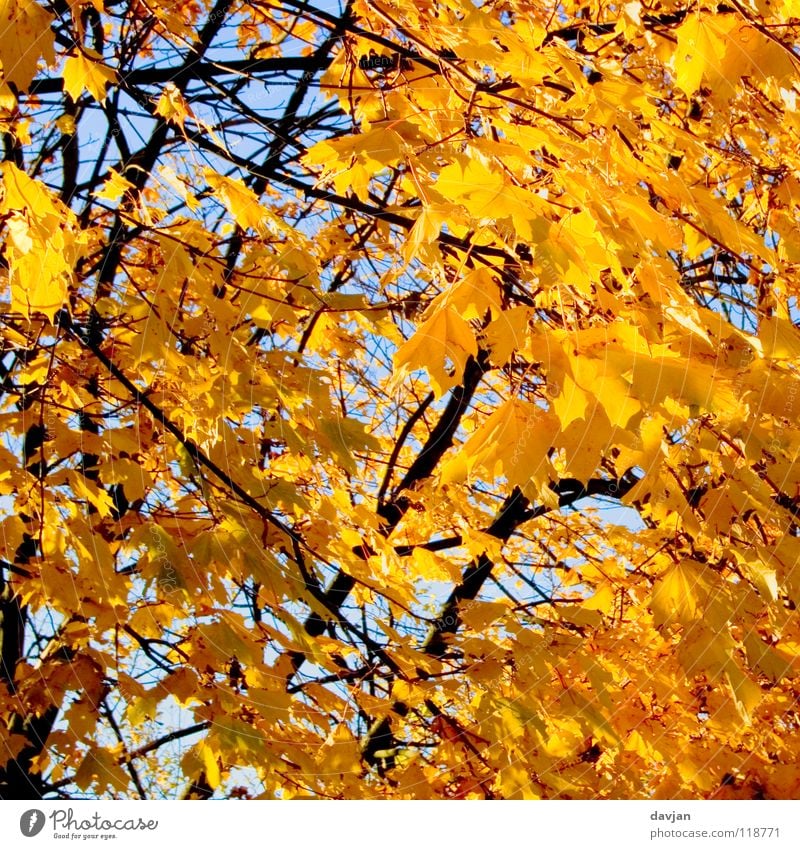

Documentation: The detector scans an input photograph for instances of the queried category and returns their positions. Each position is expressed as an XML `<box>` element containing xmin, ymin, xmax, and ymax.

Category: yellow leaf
<box><xmin>9</xmin><ymin>249</ymin><xmax>69</xmax><ymax>321</ymax></box>
<box><xmin>483</xmin><ymin>306</ymin><xmax>532</xmax><ymax>365</ymax></box>
<box><xmin>303</xmin><ymin>121</ymin><xmax>409</xmax><ymax>175</ymax></box>
<box><xmin>38</xmin><ymin>559</ymin><xmax>80</xmax><ymax>614</ymax></box>
<box><xmin>497</xmin><ymin>764</ymin><xmax>542</xmax><ymax>799</ymax></box>
<box><xmin>198</xmin><ymin>740</ymin><xmax>221</xmax><ymax>789</ymax></box>
<box><xmin>204</xmin><ymin>169</ymin><xmax>264</xmax><ymax>232</ymax></box>
<box><xmin>55</xmin><ymin>114</ymin><xmax>76</xmax><ymax>134</ymax></box>
<box><xmin>393</xmin><ymin>304</ymin><xmax>477</xmax><ymax>398</ymax></box>
<box><xmin>0</xmin><ymin>0</ymin><xmax>54</xmax><ymax>89</ymax></box>
<box><xmin>625</xmin><ymin>730</ymin><xmax>653</xmax><ymax>760</ymax></box>
<box><xmin>583</xmin><ymin>584</ymin><xmax>616</xmax><ymax>614</ymax></box>
<box><xmin>63</xmin><ymin>700</ymin><xmax>99</xmax><ymax>741</ymax></box>
<box><xmin>759</xmin><ymin>316</ymin><xmax>800</xmax><ymax>360</ymax></box>
<box><xmin>743</xmin><ymin>633</ymin><xmax>794</xmax><ymax>684</ymax></box>
<box><xmin>94</xmin><ymin>167</ymin><xmax>135</xmax><ymax>202</ymax></box>
<box><xmin>315</xmin><ymin>415</ymin><xmax>380</xmax><ymax>474</ymax></box>
<box><xmin>155</xmin><ymin>81</ymin><xmax>194</xmax><ymax>126</ymax></box>
<box><xmin>100</xmin><ymin>457</ymin><xmax>152</xmax><ymax>502</ymax></box>
<box><xmin>445</xmin><ymin>267</ymin><xmax>504</xmax><ymax>321</ymax></box>
<box><xmin>460</xmin><ymin>600</ymin><xmax>507</xmax><ymax>631</ymax></box>
<box><xmin>70</xmin><ymin>472</ymin><xmax>116</xmax><ymax>518</ymax></box>
<box><xmin>571</xmin><ymin>357</ymin><xmax>641</xmax><ymax>430</ymax></box>
<box><xmin>725</xmin><ymin>661</ymin><xmax>762</xmax><ymax>722</ymax></box>
<box><xmin>650</xmin><ymin>560</ymin><xmax>709</xmax><ymax>628</ymax></box>
<box><xmin>143</xmin><ymin>524</ymin><xmax>190</xmax><ymax>598</ymax></box>
<box><xmin>674</xmin><ymin>14</ymin><xmax>729</xmax><ymax>96</ymax></box>
<box><xmin>403</xmin><ymin>203</ymin><xmax>449</xmax><ymax>263</ymax></box>
<box><xmin>0</xmin><ymin>160</ymin><xmax>57</xmax><ymax>214</ymax></box>
<box><xmin>126</xmin><ymin>692</ymin><xmax>161</xmax><ymax>727</ymax></box>
<box><xmin>552</xmin><ymin>372</ymin><xmax>591</xmax><ymax>428</ymax></box>
<box><xmin>1</xmin><ymin>162</ymin><xmax>84</xmax><ymax>322</ymax></box>
<box><xmin>74</xmin><ymin>748</ymin><xmax>129</xmax><ymax>793</ymax></box>
<box><xmin>411</xmin><ymin>547</ymin><xmax>461</xmax><ymax>582</ymax></box>
<box><xmin>442</xmin><ymin>398</ymin><xmax>557</xmax><ymax>493</ymax></box>
<box><xmin>319</xmin><ymin>725</ymin><xmax>361</xmax><ymax>775</ymax></box>
<box><xmin>743</xmin><ymin>558</ymin><xmax>778</xmax><ymax>603</ymax></box>
<box><xmin>63</xmin><ymin>49</ymin><xmax>116</xmax><ymax>103</ymax></box>
<box><xmin>434</xmin><ymin>157</ymin><xmax>542</xmax><ymax>240</ymax></box>
<box><xmin>213</xmin><ymin>716</ymin><xmax>266</xmax><ymax>759</ymax></box>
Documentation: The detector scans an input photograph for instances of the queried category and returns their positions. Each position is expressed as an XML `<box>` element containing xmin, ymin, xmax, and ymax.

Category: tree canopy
<box><xmin>2</xmin><ymin>0</ymin><xmax>800</xmax><ymax>800</ymax></box>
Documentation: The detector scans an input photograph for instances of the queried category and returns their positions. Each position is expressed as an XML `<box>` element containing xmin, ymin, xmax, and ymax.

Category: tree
<box><xmin>1</xmin><ymin>0</ymin><xmax>800</xmax><ymax>800</ymax></box>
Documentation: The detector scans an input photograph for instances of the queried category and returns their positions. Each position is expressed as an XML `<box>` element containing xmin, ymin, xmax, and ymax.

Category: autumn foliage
<box><xmin>2</xmin><ymin>0</ymin><xmax>800</xmax><ymax>800</ymax></box>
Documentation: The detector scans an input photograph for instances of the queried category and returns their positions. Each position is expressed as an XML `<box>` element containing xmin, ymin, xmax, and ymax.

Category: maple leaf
<box><xmin>0</xmin><ymin>0</ymin><xmax>54</xmax><ymax>89</ymax></box>
<box><xmin>3</xmin><ymin>0</ymin><xmax>800</xmax><ymax>804</ymax></box>
<box><xmin>155</xmin><ymin>81</ymin><xmax>194</xmax><ymax>126</ymax></box>
<box><xmin>62</xmin><ymin>48</ymin><xmax>115</xmax><ymax>103</ymax></box>
<box><xmin>393</xmin><ymin>303</ymin><xmax>478</xmax><ymax>397</ymax></box>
